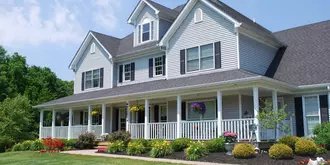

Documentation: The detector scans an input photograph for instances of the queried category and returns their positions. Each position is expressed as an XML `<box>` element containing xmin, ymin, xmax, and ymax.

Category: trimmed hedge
<box><xmin>232</xmin><ymin>143</ymin><xmax>256</xmax><ymax>159</ymax></box>
<box><xmin>269</xmin><ymin>144</ymin><xmax>294</xmax><ymax>159</ymax></box>
<box><xmin>295</xmin><ymin>139</ymin><xmax>317</xmax><ymax>156</ymax></box>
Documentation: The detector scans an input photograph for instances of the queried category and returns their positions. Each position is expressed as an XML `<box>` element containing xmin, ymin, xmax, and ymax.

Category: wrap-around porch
<box><xmin>39</xmin><ymin>86</ymin><xmax>294</xmax><ymax>141</ymax></box>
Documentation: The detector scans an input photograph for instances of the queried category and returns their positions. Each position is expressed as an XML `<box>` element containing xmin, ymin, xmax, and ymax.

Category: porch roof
<box><xmin>34</xmin><ymin>69</ymin><xmax>266</xmax><ymax>108</ymax></box>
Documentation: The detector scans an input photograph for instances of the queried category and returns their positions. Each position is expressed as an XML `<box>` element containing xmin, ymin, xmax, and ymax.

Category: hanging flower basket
<box><xmin>91</xmin><ymin>108</ymin><xmax>101</xmax><ymax>116</ymax></box>
<box><xmin>56</xmin><ymin>113</ymin><xmax>68</xmax><ymax>121</ymax></box>
<box><xmin>190</xmin><ymin>102</ymin><xmax>206</xmax><ymax>115</ymax></box>
<box><xmin>130</xmin><ymin>104</ymin><xmax>145</xmax><ymax>112</ymax></box>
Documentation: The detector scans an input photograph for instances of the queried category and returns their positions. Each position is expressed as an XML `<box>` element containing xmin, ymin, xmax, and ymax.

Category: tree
<box><xmin>256</xmin><ymin>99</ymin><xmax>291</xmax><ymax>141</ymax></box>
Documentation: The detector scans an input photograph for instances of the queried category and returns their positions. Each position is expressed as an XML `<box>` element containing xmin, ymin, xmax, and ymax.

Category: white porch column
<box><xmin>52</xmin><ymin>110</ymin><xmax>56</xmax><ymax>138</ymax></box>
<box><xmin>144</xmin><ymin>99</ymin><xmax>150</xmax><ymax>139</ymax></box>
<box><xmin>217</xmin><ymin>91</ymin><xmax>223</xmax><ymax>137</ymax></box>
<box><xmin>253</xmin><ymin>87</ymin><xmax>260</xmax><ymax>142</ymax></box>
<box><xmin>126</xmin><ymin>101</ymin><xmax>130</xmax><ymax>132</ymax></box>
<box><xmin>272</xmin><ymin>91</ymin><xmax>279</xmax><ymax>140</ymax></box>
<box><xmin>177</xmin><ymin>95</ymin><xmax>182</xmax><ymax>138</ymax></box>
<box><xmin>39</xmin><ymin>110</ymin><xmax>44</xmax><ymax>139</ymax></box>
<box><xmin>238</xmin><ymin>94</ymin><xmax>242</xmax><ymax>119</ymax></box>
<box><xmin>88</xmin><ymin>105</ymin><xmax>92</xmax><ymax>132</ymax></box>
<box><xmin>68</xmin><ymin>108</ymin><xmax>72</xmax><ymax>139</ymax></box>
<box><xmin>101</xmin><ymin>104</ymin><xmax>106</xmax><ymax>134</ymax></box>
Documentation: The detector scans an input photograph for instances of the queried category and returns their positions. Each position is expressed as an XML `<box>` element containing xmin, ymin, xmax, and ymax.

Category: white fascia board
<box><xmin>128</xmin><ymin>0</ymin><xmax>159</xmax><ymax>24</ymax></box>
<box><xmin>159</xmin><ymin>0</ymin><xmax>239</xmax><ymax>46</ymax></box>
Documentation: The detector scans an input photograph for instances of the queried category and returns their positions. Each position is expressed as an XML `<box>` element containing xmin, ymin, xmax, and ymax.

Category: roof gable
<box><xmin>127</xmin><ymin>0</ymin><xmax>159</xmax><ymax>24</ymax></box>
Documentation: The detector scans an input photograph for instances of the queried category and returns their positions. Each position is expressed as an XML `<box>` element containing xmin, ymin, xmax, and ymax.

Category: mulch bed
<box><xmin>100</xmin><ymin>151</ymin><xmax>330</xmax><ymax>165</ymax></box>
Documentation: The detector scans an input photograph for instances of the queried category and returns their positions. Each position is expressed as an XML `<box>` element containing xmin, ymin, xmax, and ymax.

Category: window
<box><xmin>186</xmin><ymin>43</ymin><xmax>214</xmax><ymax>72</ymax></box>
<box><xmin>154</xmin><ymin>56</ymin><xmax>163</xmax><ymax>76</ymax></box>
<box><xmin>138</xmin><ymin>18</ymin><xmax>154</xmax><ymax>43</ymax></box>
<box><xmin>84</xmin><ymin>69</ymin><xmax>101</xmax><ymax>89</ymax></box>
<box><xmin>159</xmin><ymin>105</ymin><xmax>167</xmax><ymax>122</ymax></box>
<box><xmin>90</xmin><ymin>43</ymin><xmax>96</xmax><ymax>54</ymax></box>
<box><xmin>194</xmin><ymin>8</ymin><xmax>203</xmax><ymax>23</ymax></box>
<box><xmin>142</xmin><ymin>23</ymin><xmax>150</xmax><ymax>42</ymax></box>
<box><xmin>303</xmin><ymin>95</ymin><xmax>321</xmax><ymax>136</ymax></box>
<box><xmin>187</xmin><ymin>100</ymin><xmax>216</xmax><ymax>121</ymax></box>
<box><xmin>124</xmin><ymin>64</ymin><xmax>131</xmax><ymax>81</ymax></box>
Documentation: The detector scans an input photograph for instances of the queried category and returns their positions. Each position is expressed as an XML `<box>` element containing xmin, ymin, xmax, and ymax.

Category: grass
<box><xmin>0</xmin><ymin>151</ymin><xmax>182</xmax><ymax>165</ymax></box>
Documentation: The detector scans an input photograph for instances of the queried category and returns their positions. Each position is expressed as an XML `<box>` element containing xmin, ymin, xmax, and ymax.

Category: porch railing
<box><xmin>221</xmin><ymin>118</ymin><xmax>254</xmax><ymax>141</ymax></box>
<box><xmin>55</xmin><ymin>126</ymin><xmax>68</xmax><ymax>139</ymax></box>
<box><xmin>181</xmin><ymin>120</ymin><xmax>217</xmax><ymax>140</ymax></box>
<box><xmin>148</xmin><ymin>122</ymin><xmax>177</xmax><ymax>140</ymax></box>
<box><xmin>41</xmin><ymin>127</ymin><xmax>52</xmax><ymax>138</ymax></box>
<box><xmin>128</xmin><ymin>123</ymin><xmax>144</xmax><ymax>139</ymax></box>
<box><xmin>71</xmin><ymin>126</ymin><xmax>88</xmax><ymax>139</ymax></box>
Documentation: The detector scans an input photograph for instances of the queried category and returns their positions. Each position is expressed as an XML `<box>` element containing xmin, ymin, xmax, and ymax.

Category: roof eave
<box><xmin>127</xmin><ymin>0</ymin><xmax>160</xmax><ymax>24</ymax></box>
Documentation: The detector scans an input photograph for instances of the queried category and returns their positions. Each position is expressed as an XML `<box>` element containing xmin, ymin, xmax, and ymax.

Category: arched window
<box><xmin>194</xmin><ymin>8</ymin><xmax>203</xmax><ymax>23</ymax></box>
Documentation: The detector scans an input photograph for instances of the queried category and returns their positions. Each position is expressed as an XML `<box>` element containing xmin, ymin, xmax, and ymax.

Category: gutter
<box><xmin>297</xmin><ymin>83</ymin><xmax>330</xmax><ymax>89</ymax></box>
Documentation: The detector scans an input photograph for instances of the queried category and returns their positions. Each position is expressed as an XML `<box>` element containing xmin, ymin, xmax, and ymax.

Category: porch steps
<box><xmin>96</xmin><ymin>141</ymin><xmax>109</xmax><ymax>149</ymax></box>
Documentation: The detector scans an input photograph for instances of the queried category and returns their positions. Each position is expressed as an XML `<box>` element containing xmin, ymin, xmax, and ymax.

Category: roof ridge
<box><xmin>90</xmin><ymin>30</ymin><xmax>121</xmax><ymax>40</ymax></box>
<box><xmin>146</xmin><ymin>0</ymin><xmax>179</xmax><ymax>14</ymax></box>
<box><xmin>274</xmin><ymin>20</ymin><xmax>330</xmax><ymax>33</ymax></box>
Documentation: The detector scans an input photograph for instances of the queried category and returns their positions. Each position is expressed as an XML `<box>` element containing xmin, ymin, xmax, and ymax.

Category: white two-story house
<box><xmin>35</xmin><ymin>0</ymin><xmax>330</xmax><ymax>142</ymax></box>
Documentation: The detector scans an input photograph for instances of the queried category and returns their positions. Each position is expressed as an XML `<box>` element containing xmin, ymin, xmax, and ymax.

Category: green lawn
<box><xmin>0</xmin><ymin>152</ymin><xmax>182</xmax><ymax>165</ymax></box>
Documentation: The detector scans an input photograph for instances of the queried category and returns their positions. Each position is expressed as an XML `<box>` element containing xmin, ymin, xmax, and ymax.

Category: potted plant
<box><xmin>223</xmin><ymin>131</ymin><xmax>237</xmax><ymax>155</ymax></box>
<box><xmin>91</xmin><ymin>108</ymin><xmax>101</xmax><ymax>116</ymax></box>
<box><xmin>190</xmin><ymin>102</ymin><xmax>206</xmax><ymax>120</ymax></box>
<box><xmin>130</xmin><ymin>104</ymin><xmax>144</xmax><ymax>112</ymax></box>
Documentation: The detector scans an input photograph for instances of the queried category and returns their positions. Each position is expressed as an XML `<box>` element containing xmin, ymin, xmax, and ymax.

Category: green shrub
<box><xmin>295</xmin><ymin>139</ymin><xmax>317</xmax><ymax>156</ymax></box>
<box><xmin>30</xmin><ymin>140</ymin><xmax>44</xmax><ymax>151</ymax></box>
<box><xmin>126</xmin><ymin>141</ymin><xmax>147</xmax><ymax>155</ymax></box>
<box><xmin>232</xmin><ymin>143</ymin><xmax>256</xmax><ymax>159</ymax></box>
<box><xmin>107</xmin><ymin>141</ymin><xmax>125</xmax><ymax>154</ymax></box>
<box><xmin>205</xmin><ymin>137</ymin><xmax>225</xmax><ymax>153</ymax></box>
<box><xmin>278</xmin><ymin>135</ymin><xmax>300</xmax><ymax>150</ymax></box>
<box><xmin>107</xmin><ymin>131</ymin><xmax>131</xmax><ymax>145</ymax></box>
<box><xmin>316</xmin><ymin>146</ymin><xmax>328</xmax><ymax>155</ymax></box>
<box><xmin>0</xmin><ymin>137</ymin><xmax>14</xmax><ymax>153</ymax></box>
<box><xmin>12</xmin><ymin>143</ymin><xmax>23</xmax><ymax>151</ymax></box>
<box><xmin>150</xmin><ymin>140</ymin><xmax>173</xmax><ymax>158</ymax></box>
<box><xmin>21</xmin><ymin>140</ymin><xmax>33</xmax><ymax>151</ymax></box>
<box><xmin>269</xmin><ymin>144</ymin><xmax>293</xmax><ymax>159</ymax></box>
<box><xmin>131</xmin><ymin>139</ymin><xmax>149</xmax><ymax>148</ymax></box>
<box><xmin>185</xmin><ymin>141</ymin><xmax>208</xmax><ymax>161</ymax></box>
<box><xmin>313</xmin><ymin>123</ymin><xmax>330</xmax><ymax>149</ymax></box>
<box><xmin>61</xmin><ymin>139</ymin><xmax>76</xmax><ymax>148</ymax></box>
<box><xmin>172</xmin><ymin>138</ymin><xmax>191</xmax><ymax>152</ymax></box>
<box><xmin>150</xmin><ymin>139</ymin><xmax>164</xmax><ymax>147</ymax></box>
<box><xmin>75</xmin><ymin>132</ymin><xmax>96</xmax><ymax>149</ymax></box>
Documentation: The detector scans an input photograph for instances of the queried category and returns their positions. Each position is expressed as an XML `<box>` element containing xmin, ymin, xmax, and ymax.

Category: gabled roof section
<box><xmin>145</xmin><ymin>0</ymin><xmax>179</xmax><ymax>20</ymax></box>
<box><xmin>69</xmin><ymin>31</ymin><xmax>120</xmax><ymax>70</ymax></box>
<box><xmin>127</xmin><ymin>0</ymin><xmax>160</xmax><ymax>24</ymax></box>
<box><xmin>271</xmin><ymin>20</ymin><xmax>330</xmax><ymax>86</ymax></box>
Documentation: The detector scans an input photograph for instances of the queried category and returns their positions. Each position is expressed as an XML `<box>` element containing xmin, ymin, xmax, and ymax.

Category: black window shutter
<box><xmin>119</xmin><ymin>65</ymin><xmax>123</xmax><ymax>83</ymax></box>
<box><xmin>181</xmin><ymin>102</ymin><xmax>186</xmax><ymax>120</ymax></box>
<box><xmin>180</xmin><ymin>50</ymin><xmax>185</xmax><ymax>74</ymax></box>
<box><xmin>154</xmin><ymin>105</ymin><xmax>159</xmax><ymax>122</ymax></box>
<box><xmin>294</xmin><ymin>97</ymin><xmax>304</xmax><ymax>137</ymax></box>
<box><xmin>215</xmin><ymin>41</ymin><xmax>221</xmax><ymax>69</ymax></box>
<box><xmin>131</xmin><ymin>62</ymin><xmax>135</xmax><ymax>81</ymax></box>
<box><xmin>162</xmin><ymin>55</ymin><xmax>166</xmax><ymax>76</ymax></box>
<box><xmin>81</xmin><ymin>72</ymin><xmax>85</xmax><ymax>91</ymax></box>
<box><xmin>80</xmin><ymin>111</ymin><xmax>83</xmax><ymax>125</ymax></box>
<box><xmin>149</xmin><ymin>58</ymin><xmax>153</xmax><ymax>78</ymax></box>
<box><xmin>320</xmin><ymin>95</ymin><xmax>329</xmax><ymax>123</ymax></box>
<box><xmin>100</xmin><ymin>68</ymin><xmax>104</xmax><ymax>88</ymax></box>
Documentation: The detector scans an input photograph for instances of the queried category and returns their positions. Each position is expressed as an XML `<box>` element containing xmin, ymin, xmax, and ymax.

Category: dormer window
<box><xmin>138</xmin><ymin>18</ymin><xmax>154</xmax><ymax>43</ymax></box>
<box><xmin>194</xmin><ymin>8</ymin><xmax>203</xmax><ymax>23</ymax></box>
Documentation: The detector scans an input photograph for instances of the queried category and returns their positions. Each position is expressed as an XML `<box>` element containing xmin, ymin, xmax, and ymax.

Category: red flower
<box><xmin>299</xmin><ymin>160</ymin><xmax>304</xmax><ymax>164</ymax></box>
<box><xmin>305</xmin><ymin>159</ymin><xmax>310</xmax><ymax>163</ymax></box>
<box><xmin>42</xmin><ymin>137</ymin><xmax>65</xmax><ymax>151</ymax></box>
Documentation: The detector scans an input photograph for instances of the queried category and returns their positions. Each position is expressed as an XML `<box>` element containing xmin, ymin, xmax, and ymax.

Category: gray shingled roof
<box><xmin>35</xmin><ymin>69</ymin><xmax>259</xmax><ymax>107</ymax></box>
<box><xmin>272</xmin><ymin>20</ymin><xmax>330</xmax><ymax>86</ymax></box>
<box><xmin>146</xmin><ymin>0</ymin><xmax>179</xmax><ymax>20</ymax></box>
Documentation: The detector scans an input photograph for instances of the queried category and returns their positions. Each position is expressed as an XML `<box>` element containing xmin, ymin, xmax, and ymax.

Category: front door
<box><xmin>302</xmin><ymin>95</ymin><xmax>321</xmax><ymax>136</ymax></box>
<box><xmin>118</xmin><ymin>108</ymin><xmax>126</xmax><ymax>131</ymax></box>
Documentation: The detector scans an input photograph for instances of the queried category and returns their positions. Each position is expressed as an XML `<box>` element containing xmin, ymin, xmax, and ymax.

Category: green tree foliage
<box><xmin>0</xmin><ymin>45</ymin><xmax>73</xmax><ymax>144</ymax></box>
<box><xmin>257</xmin><ymin>99</ymin><xmax>291</xmax><ymax>140</ymax></box>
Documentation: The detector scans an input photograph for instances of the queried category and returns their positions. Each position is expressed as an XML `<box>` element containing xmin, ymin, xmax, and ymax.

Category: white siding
<box><xmin>222</xmin><ymin>95</ymin><xmax>239</xmax><ymax>119</ymax></box>
<box><xmin>115</xmin><ymin>52</ymin><xmax>165</xmax><ymax>86</ymax></box>
<box><xmin>74</xmin><ymin>39</ymin><xmax>112</xmax><ymax>94</ymax></box>
<box><xmin>167</xmin><ymin>101</ymin><xmax>177</xmax><ymax>122</ymax></box>
<box><xmin>135</xmin><ymin>5</ymin><xmax>158</xmax><ymax>46</ymax></box>
<box><xmin>239</xmin><ymin>34</ymin><xmax>277</xmax><ymax>75</ymax></box>
<box><xmin>167</xmin><ymin>2</ymin><xmax>238</xmax><ymax>78</ymax></box>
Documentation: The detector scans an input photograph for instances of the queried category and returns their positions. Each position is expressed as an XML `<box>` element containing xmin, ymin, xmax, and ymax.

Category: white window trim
<box><xmin>185</xmin><ymin>43</ymin><xmax>215</xmax><ymax>73</ymax></box>
<box><xmin>185</xmin><ymin>99</ymin><xmax>216</xmax><ymax>121</ymax></box>
<box><xmin>302</xmin><ymin>94</ymin><xmax>321</xmax><ymax>136</ymax></box>
<box><xmin>153</xmin><ymin>56</ymin><xmax>164</xmax><ymax>77</ymax></box>
<box><xmin>84</xmin><ymin>68</ymin><xmax>101</xmax><ymax>90</ymax></box>
<box><xmin>158</xmin><ymin>104</ymin><xmax>168</xmax><ymax>123</ymax></box>
<box><xmin>194</xmin><ymin>8</ymin><xmax>203</xmax><ymax>23</ymax></box>
<box><xmin>123</xmin><ymin>63</ymin><xmax>132</xmax><ymax>82</ymax></box>
<box><xmin>138</xmin><ymin>18</ymin><xmax>154</xmax><ymax>45</ymax></box>
<box><xmin>90</xmin><ymin>43</ymin><xmax>96</xmax><ymax>54</ymax></box>
<box><xmin>118</xmin><ymin>107</ymin><xmax>126</xmax><ymax>130</ymax></box>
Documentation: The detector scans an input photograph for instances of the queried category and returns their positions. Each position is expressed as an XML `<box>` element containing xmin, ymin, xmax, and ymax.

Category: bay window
<box><xmin>186</xmin><ymin>43</ymin><xmax>214</xmax><ymax>72</ymax></box>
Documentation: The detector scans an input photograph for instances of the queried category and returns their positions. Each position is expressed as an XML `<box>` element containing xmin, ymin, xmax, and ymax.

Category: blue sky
<box><xmin>0</xmin><ymin>0</ymin><xmax>329</xmax><ymax>81</ymax></box>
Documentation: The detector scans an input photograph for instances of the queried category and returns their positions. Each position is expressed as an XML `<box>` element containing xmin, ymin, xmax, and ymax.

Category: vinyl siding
<box><xmin>167</xmin><ymin>101</ymin><xmax>177</xmax><ymax>122</ymax></box>
<box><xmin>159</xmin><ymin>19</ymin><xmax>172</xmax><ymax>40</ymax></box>
<box><xmin>135</xmin><ymin>5</ymin><xmax>158</xmax><ymax>46</ymax></box>
<box><xmin>222</xmin><ymin>95</ymin><xmax>239</xmax><ymax>119</ymax></box>
<box><xmin>239</xmin><ymin>34</ymin><xmax>277</xmax><ymax>75</ymax></box>
<box><xmin>241</xmin><ymin>95</ymin><xmax>254</xmax><ymax>118</ymax></box>
<box><xmin>167</xmin><ymin>2</ymin><xmax>238</xmax><ymax>78</ymax></box>
<box><xmin>74</xmin><ymin>39</ymin><xmax>112</xmax><ymax>94</ymax></box>
<box><xmin>115</xmin><ymin>52</ymin><xmax>165</xmax><ymax>86</ymax></box>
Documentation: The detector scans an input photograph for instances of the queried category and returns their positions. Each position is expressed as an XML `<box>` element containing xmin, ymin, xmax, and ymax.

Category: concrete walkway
<box><xmin>62</xmin><ymin>149</ymin><xmax>237</xmax><ymax>165</ymax></box>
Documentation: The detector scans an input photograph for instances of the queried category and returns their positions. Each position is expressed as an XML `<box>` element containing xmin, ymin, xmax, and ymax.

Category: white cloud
<box><xmin>0</xmin><ymin>0</ymin><xmax>122</xmax><ymax>47</ymax></box>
